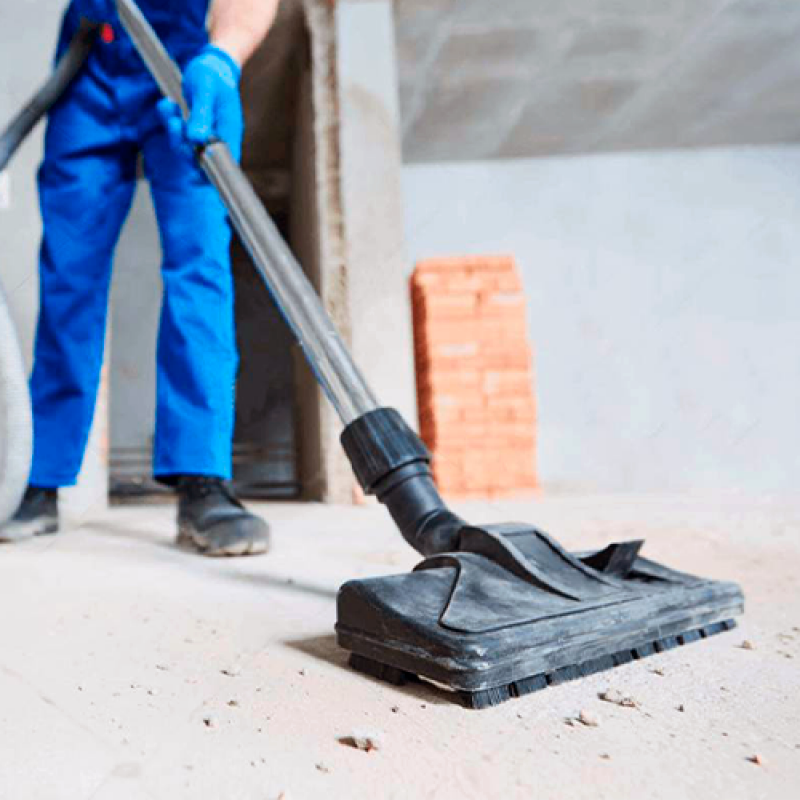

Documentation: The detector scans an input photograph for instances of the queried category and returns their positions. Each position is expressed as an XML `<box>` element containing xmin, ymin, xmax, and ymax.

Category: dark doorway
<box><xmin>108</xmin><ymin>1</ymin><xmax>308</xmax><ymax>501</ymax></box>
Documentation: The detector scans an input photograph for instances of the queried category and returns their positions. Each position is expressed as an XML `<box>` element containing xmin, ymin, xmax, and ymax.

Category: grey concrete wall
<box><xmin>403</xmin><ymin>146</ymin><xmax>800</xmax><ymax>493</ymax></box>
<box><xmin>395</xmin><ymin>0</ymin><xmax>800</xmax><ymax>162</ymax></box>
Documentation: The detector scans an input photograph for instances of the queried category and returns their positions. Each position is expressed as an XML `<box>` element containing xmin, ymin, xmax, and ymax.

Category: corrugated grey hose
<box><xmin>0</xmin><ymin>285</ymin><xmax>32</xmax><ymax>523</ymax></box>
<box><xmin>0</xmin><ymin>20</ymin><xmax>98</xmax><ymax>523</ymax></box>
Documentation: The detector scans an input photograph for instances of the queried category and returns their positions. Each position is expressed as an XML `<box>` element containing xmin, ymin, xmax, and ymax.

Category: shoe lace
<box><xmin>179</xmin><ymin>477</ymin><xmax>241</xmax><ymax>506</ymax></box>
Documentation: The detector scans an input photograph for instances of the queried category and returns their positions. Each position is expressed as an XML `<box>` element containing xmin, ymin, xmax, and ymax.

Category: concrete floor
<box><xmin>0</xmin><ymin>493</ymin><xmax>798</xmax><ymax>799</ymax></box>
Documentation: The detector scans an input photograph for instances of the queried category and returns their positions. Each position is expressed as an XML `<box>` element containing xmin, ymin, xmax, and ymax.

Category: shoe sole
<box><xmin>176</xmin><ymin>523</ymin><xmax>271</xmax><ymax>557</ymax></box>
<box><xmin>0</xmin><ymin>519</ymin><xmax>59</xmax><ymax>543</ymax></box>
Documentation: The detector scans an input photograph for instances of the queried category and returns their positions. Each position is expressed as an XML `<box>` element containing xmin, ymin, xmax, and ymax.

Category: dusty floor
<box><xmin>0</xmin><ymin>492</ymin><xmax>798</xmax><ymax>800</ymax></box>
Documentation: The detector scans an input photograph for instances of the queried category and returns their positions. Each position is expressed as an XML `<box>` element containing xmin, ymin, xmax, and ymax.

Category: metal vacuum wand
<box><xmin>115</xmin><ymin>0</ymin><xmax>380</xmax><ymax>425</ymax></box>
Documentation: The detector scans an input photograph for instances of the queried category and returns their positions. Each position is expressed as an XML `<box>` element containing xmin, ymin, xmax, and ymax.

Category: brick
<box><xmin>491</xmin><ymin>406</ymin><xmax>537</xmax><ymax>423</ymax></box>
<box><xmin>489</xmin><ymin>395</ymin><xmax>536</xmax><ymax>410</ymax></box>
<box><xmin>418</xmin><ymin>405</ymin><xmax>463</xmax><ymax>427</ymax></box>
<box><xmin>416</xmin><ymin>357</ymin><xmax>478</xmax><ymax>375</ymax></box>
<box><xmin>416</xmin><ymin>347</ymin><xmax>528</xmax><ymax>374</ymax></box>
<box><xmin>478</xmin><ymin>255</ymin><xmax>517</xmax><ymax>272</ymax></box>
<box><xmin>479</xmin><ymin>352</ymin><xmax>531</xmax><ymax>370</ymax></box>
<box><xmin>476</xmin><ymin>319</ymin><xmax>529</xmax><ymax>344</ymax></box>
<box><xmin>410</xmin><ymin>271</ymin><xmax>447</xmax><ymax>290</ymax></box>
<box><xmin>412</xmin><ymin>254</ymin><xmax>537</xmax><ymax>496</ymax></box>
<box><xmin>483</xmin><ymin>371</ymin><xmax>533</xmax><ymax>397</ymax></box>
<box><xmin>487</xmin><ymin>271</ymin><xmax>524</xmax><ymax>292</ymax></box>
<box><xmin>441</xmin><ymin>487</ymin><xmax>492</xmax><ymax>501</ymax></box>
<box><xmin>415</xmin><ymin>320</ymin><xmax>481</xmax><ymax>345</ymax></box>
<box><xmin>442</xmin><ymin>274</ymin><xmax>493</xmax><ymax>294</ymax></box>
<box><xmin>426</xmin><ymin>393</ymin><xmax>485</xmax><ymax>411</ymax></box>
<box><xmin>418</xmin><ymin>293</ymin><xmax>479</xmax><ymax>320</ymax></box>
<box><xmin>415</xmin><ymin>256</ymin><xmax>470</xmax><ymax>272</ymax></box>
<box><xmin>489</xmin><ymin>486</ymin><xmax>539</xmax><ymax>500</ymax></box>
<box><xmin>434</xmin><ymin>342</ymin><xmax>481</xmax><ymax>360</ymax></box>
<box><xmin>478</xmin><ymin>291</ymin><xmax>526</xmax><ymax>314</ymax></box>
<box><xmin>419</xmin><ymin>372</ymin><xmax>482</xmax><ymax>399</ymax></box>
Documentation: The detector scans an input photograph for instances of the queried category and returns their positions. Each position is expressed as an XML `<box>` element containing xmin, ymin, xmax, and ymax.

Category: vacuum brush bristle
<box><xmin>348</xmin><ymin>619</ymin><xmax>737</xmax><ymax>710</ymax></box>
<box><xmin>461</xmin><ymin>619</ymin><xmax>737</xmax><ymax>710</ymax></box>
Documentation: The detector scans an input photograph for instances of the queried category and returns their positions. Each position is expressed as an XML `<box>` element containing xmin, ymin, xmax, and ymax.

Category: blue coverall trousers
<box><xmin>30</xmin><ymin>0</ymin><xmax>238</xmax><ymax>487</ymax></box>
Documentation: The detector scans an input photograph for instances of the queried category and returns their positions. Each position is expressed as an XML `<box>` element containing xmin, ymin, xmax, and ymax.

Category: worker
<box><xmin>0</xmin><ymin>0</ymin><xmax>281</xmax><ymax>555</ymax></box>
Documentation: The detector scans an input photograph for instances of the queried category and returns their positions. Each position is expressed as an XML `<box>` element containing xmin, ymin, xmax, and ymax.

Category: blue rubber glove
<box><xmin>157</xmin><ymin>45</ymin><xmax>243</xmax><ymax>162</ymax></box>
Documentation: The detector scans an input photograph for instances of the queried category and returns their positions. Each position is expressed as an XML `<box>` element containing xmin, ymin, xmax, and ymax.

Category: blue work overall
<box><xmin>30</xmin><ymin>0</ymin><xmax>238</xmax><ymax>487</ymax></box>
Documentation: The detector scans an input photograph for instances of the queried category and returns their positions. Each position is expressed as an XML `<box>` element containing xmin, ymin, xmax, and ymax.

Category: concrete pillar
<box><xmin>335</xmin><ymin>0</ymin><xmax>417</xmax><ymax>428</ymax></box>
<box><xmin>295</xmin><ymin>0</ymin><xmax>416</xmax><ymax>503</ymax></box>
<box><xmin>294</xmin><ymin>0</ymin><xmax>357</xmax><ymax>503</ymax></box>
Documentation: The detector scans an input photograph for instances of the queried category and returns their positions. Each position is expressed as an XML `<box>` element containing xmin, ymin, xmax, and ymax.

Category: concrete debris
<box><xmin>650</xmin><ymin>667</ymin><xmax>665</xmax><ymax>676</ymax></box>
<box><xmin>315</xmin><ymin>762</ymin><xmax>330</xmax><ymax>774</ymax></box>
<box><xmin>391</xmin><ymin>706</ymin><xmax>400</xmax><ymax>714</ymax></box>
<box><xmin>578</xmin><ymin>710</ymin><xmax>599</xmax><ymax>727</ymax></box>
<box><xmin>599</xmin><ymin>689</ymin><xmax>638</xmax><ymax>708</ymax></box>
<box><xmin>221</xmin><ymin>666</ymin><xmax>241</xmax><ymax>677</ymax></box>
<box><xmin>739</xmin><ymin>640</ymin><xmax>755</xmax><ymax>651</ymax></box>
<box><xmin>202</xmin><ymin>717</ymin><xmax>215</xmax><ymax>728</ymax></box>
<box><xmin>676</xmin><ymin>704</ymin><xmax>686</xmax><ymax>713</ymax></box>
<box><xmin>747</xmin><ymin>754</ymin><xmax>764</xmax><ymax>766</ymax></box>
<box><xmin>227</xmin><ymin>699</ymin><xmax>240</xmax><ymax>707</ymax></box>
<box><xmin>340</xmin><ymin>731</ymin><xmax>383</xmax><ymax>752</ymax></box>
<box><xmin>600</xmin><ymin>753</ymin><xmax>611</xmax><ymax>760</ymax></box>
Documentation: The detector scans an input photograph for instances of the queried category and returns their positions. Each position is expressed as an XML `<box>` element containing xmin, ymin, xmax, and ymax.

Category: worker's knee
<box><xmin>155</xmin><ymin>182</ymin><xmax>233</xmax><ymax>278</ymax></box>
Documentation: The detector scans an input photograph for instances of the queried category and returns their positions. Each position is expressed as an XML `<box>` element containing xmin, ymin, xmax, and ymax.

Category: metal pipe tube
<box><xmin>115</xmin><ymin>0</ymin><xmax>380</xmax><ymax>424</ymax></box>
<box><xmin>201</xmin><ymin>144</ymin><xmax>380</xmax><ymax>422</ymax></box>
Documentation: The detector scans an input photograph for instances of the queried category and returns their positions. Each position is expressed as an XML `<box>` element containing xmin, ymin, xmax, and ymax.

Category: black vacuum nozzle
<box><xmin>337</xmin><ymin>521</ymin><xmax>745</xmax><ymax>709</ymax></box>
<box><xmin>339</xmin><ymin>409</ymin><xmax>745</xmax><ymax>709</ymax></box>
<box><xmin>341</xmin><ymin>407</ymin><xmax>465</xmax><ymax>556</ymax></box>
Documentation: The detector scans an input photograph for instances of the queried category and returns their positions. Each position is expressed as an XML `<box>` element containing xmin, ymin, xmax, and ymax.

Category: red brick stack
<box><xmin>411</xmin><ymin>255</ymin><xmax>538</xmax><ymax>500</ymax></box>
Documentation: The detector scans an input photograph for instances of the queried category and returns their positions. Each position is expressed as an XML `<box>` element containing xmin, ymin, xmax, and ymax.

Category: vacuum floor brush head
<box><xmin>336</xmin><ymin>523</ymin><xmax>744</xmax><ymax>709</ymax></box>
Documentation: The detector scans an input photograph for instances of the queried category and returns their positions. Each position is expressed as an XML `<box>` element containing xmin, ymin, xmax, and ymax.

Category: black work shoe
<box><xmin>0</xmin><ymin>487</ymin><xmax>59</xmax><ymax>542</ymax></box>
<box><xmin>176</xmin><ymin>476</ymin><xmax>271</xmax><ymax>557</ymax></box>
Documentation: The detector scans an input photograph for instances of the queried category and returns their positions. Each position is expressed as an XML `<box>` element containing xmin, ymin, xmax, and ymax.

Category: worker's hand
<box><xmin>157</xmin><ymin>45</ymin><xmax>243</xmax><ymax>161</ymax></box>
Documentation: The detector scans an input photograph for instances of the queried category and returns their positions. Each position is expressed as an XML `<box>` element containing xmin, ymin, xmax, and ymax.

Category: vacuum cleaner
<box><xmin>22</xmin><ymin>0</ymin><xmax>742</xmax><ymax>710</ymax></box>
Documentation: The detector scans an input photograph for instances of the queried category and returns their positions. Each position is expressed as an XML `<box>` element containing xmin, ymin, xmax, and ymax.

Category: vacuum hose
<box><xmin>0</xmin><ymin>285</ymin><xmax>33</xmax><ymax>523</ymax></box>
<box><xmin>0</xmin><ymin>20</ymin><xmax>99</xmax><ymax>172</ymax></box>
<box><xmin>341</xmin><ymin>409</ymin><xmax>464</xmax><ymax>556</ymax></box>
